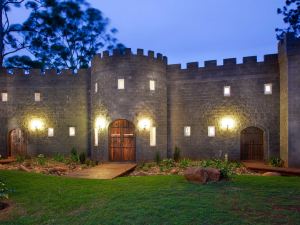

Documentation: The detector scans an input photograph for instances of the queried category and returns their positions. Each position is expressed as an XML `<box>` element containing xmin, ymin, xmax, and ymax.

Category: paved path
<box><xmin>243</xmin><ymin>161</ymin><xmax>300</xmax><ymax>176</ymax></box>
<box><xmin>67</xmin><ymin>163</ymin><xmax>137</xmax><ymax>180</ymax></box>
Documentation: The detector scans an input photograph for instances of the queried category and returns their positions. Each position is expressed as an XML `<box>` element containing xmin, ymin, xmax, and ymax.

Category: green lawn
<box><xmin>0</xmin><ymin>171</ymin><xmax>300</xmax><ymax>225</ymax></box>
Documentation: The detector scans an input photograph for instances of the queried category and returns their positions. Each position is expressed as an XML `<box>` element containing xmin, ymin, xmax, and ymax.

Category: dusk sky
<box><xmin>11</xmin><ymin>0</ymin><xmax>285</xmax><ymax>66</ymax></box>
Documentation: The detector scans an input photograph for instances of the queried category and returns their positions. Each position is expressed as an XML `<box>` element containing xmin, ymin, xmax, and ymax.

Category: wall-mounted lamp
<box><xmin>138</xmin><ymin>118</ymin><xmax>151</xmax><ymax>130</ymax></box>
<box><xmin>30</xmin><ymin>119</ymin><xmax>44</xmax><ymax>131</ymax></box>
<box><xmin>220</xmin><ymin>117</ymin><xmax>235</xmax><ymax>131</ymax></box>
<box><xmin>95</xmin><ymin>116</ymin><xmax>107</xmax><ymax>130</ymax></box>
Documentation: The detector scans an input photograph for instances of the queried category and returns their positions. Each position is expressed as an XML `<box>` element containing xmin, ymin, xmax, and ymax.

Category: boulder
<box><xmin>184</xmin><ymin>167</ymin><xmax>221</xmax><ymax>184</ymax></box>
<box><xmin>262</xmin><ymin>172</ymin><xmax>281</xmax><ymax>176</ymax></box>
<box><xmin>19</xmin><ymin>165</ymin><xmax>31</xmax><ymax>172</ymax></box>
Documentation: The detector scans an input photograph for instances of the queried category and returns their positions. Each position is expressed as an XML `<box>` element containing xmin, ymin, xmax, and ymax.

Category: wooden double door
<box><xmin>240</xmin><ymin>127</ymin><xmax>264</xmax><ymax>161</ymax></box>
<box><xmin>8</xmin><ymin>128</ymin><xmax>27</xmax><ymax>157</ymax></box>
<box><xmin>109</xmin><ymin>119</ymin><xmax>136</xmax><ymax>162</ymax></box>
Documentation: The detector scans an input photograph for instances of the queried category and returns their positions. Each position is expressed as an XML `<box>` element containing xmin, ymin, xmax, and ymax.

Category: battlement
<box><xmin>92</xmin><ymin>48</ymin><xmax>168</xmax><ymax>65</ymax></box>
<box><xmin>167</xmin><ymin>54</ymin><xmax>278</xmax><ymax>73</ymax></box>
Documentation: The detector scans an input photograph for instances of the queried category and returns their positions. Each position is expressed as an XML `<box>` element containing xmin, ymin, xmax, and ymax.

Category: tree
<box><xmin>0</xmin><ymin>0</ymin><xmax>28</xmax><ymax>68</ymax></box>
<box><xmin>277</xmin><ymin>0</ymin><xmax>300</xmax><ymax>40</ymax></box>
<box><xmin>6</xmin><ymin>0</ymin><xmax>124</xmax><ymax>70</ymax></box>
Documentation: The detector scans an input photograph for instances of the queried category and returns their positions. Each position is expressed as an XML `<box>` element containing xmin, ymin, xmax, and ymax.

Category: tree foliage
<box><xmin>277</xmin><ymin>0</ymin><xmax>300</xmax><ymax>40</ymax></box>
<box><xmin>5</xmin><ymin>0</ymin><xmax>124</xmax><ymax>70</ymax></box>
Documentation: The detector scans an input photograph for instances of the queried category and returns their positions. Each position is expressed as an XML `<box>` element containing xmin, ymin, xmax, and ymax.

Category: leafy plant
<box><xmin>154</xmin><ymin>151</ymin><xmax>161</xmax><ymax>165</ymax></box>
<box><xmin>37</xmin><ymin>154</ymin><xmax>46</xmax><ymax>166</ymax></box>
<box><xmin>53</xmin><ymin>153</ymin><xmax>65</xmax><ymax>162</ymax></box>
<box><xmin>16</xmin><ymin>154</ymin><xmax>25</xmax><ymax>163</ymax></box>
<box><xmin>159</xmin><ymin>159</ymin><xmax>175</xmax><ymax>171</ymax></box>
<box><xmin>198</xmin><ymin>159</ymin><xmax>241</xmax><ymax>178</ymax></box>
<box><xmin>269</xmin><ymin>157</ymin><xmax>284</xmax><ymax>167</ymax></box>
<box><xmin>179</xmin><ymin>158</ymin><xmax>191</xmax><ymax>168</ymax></box>
<box><xmin>173</xmin><ymin>146</ymin><xmax>181</xmax><ymax>162</ymax></box>
<box><xmin>0</xmin><ymin>180</ymin><xmax>9</xmax><ymax>200</ymax></box>
<box><xmin>70</xmin><ymin>147</ymin><xmax>78</xmax><ymax>162</ymax></box>
<box><xmin>79</xmin><ymin>152</ymin><xmax>86</xmax><ymax>164</ymax></box>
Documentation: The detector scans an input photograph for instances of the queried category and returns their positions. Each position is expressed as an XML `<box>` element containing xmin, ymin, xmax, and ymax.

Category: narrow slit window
<box><xmin>118</xmin><ymin>79</ymin><xmax>125</xmax><ymax>89</ymax></box>
<box><xmin>150</xmin><ymin>80</ymin><xmax>155</xmax><ymax>91</ymax></box>
<box><xmin>1</xmin><ymin>93</ymin><xmax>8</xmax><ymax>102</ymax></box>
<box><xmin>224</xmin><ymin>86</ymin><xmax>231</xmax><ymax>97</ymax></box>
<box><xmin>69</xmin><ymin>127</ymin><xmax>76</xmax><ymax>136</ymax></box>
<box><xmin>264</xmin><ymin>83</ymin><xmax>272</xmax><ymax>95</ymax></box>
<box><xmin>184</xmin><ymin>126</ymin><xmax>191</xmax><ymax>137</ymax></box>
<box><xmin>48</xmin><ymin>128</ymin><xmax>54</xmax><ymax>137</ymax></box>
<box><xmin>208</xmin><ymin>126</ymin><xmax>215</xmax><ymax>137</ymax></box>
<box><xmin>95</xmin><ymin>82</ymin><xmax>98</xmax><ymax>93</ymax></box>
<box><xmin>94</xmin><ymin>128</ymin><xmax>99</xmax><ymax>146</ymax></box>
<box><xmin>35</xmin><ymin>92</ymin><xmax>41</xmax><ymax>102</ymax></box>
<box><xmin>150</xmin><ymin>127</ymin><xmax>156</xmax><ymax>146</ymax></box>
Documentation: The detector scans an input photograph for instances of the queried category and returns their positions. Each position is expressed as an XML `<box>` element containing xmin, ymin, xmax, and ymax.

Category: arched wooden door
<box><xmin>109</xmin><ymin>119</ymin><xmax>136</xmax><ymax>162</ymax></box>
<box><xmin>8</xmin><ymin>128</ymin><xmax>26</xmax><ymax>157</ymax></box>
<box><xmin>240</xmin><ymin>127</ymin><xmax>264</xmax><ymax>161</ymax></box>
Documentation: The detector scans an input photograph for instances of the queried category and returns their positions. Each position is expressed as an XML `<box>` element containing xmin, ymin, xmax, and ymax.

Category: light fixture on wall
<box><xmin>138</xmin><ymin>118</ymin><xmax>151</xmax><ymax>130</ymax></box>
<box><xmin>95</xmin><ymin>116</ymin><xmax>107</xmax><ymax>130</ymax></box>
<box><xmin>220</xmin><ymin>117</ymin><xmax>235</xmax><ymax>131</ymax></box>
<box><xmin>29</xmin><ymin>119</ymin><xmax>44</xmax><ymax>131</ymax></box>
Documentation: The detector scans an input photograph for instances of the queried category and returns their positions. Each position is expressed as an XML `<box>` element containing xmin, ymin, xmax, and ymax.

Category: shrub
<box><xmin>53</xmin><ymin>153</ymin><xmax>65</xmax><ymax>162</ymax></box>
<box><xmin>159</xmin><ymin>159</ymin><xmax>175</xmax><ymax>171</ymax></box>
<box><xmin>179</xmin><ymin>158</ymin><xmax>191</xmax><ymax>168</ymax></box>
<box><xmin>0</xmin><ymin>180</ymin><xmax>9</xmax><ymax>200</ymax></box>
<box><xmin>16</xmin><ymin>154</ymin><xmax>25</xmax><ymax>163</ymax></box>
<box><xmin>269</xmin><ymin>157</ymin><xmax>284</xmax><ymax>167</ymax></box>
<box><xmin>154</xmin><ymin>151</ymin><xmax>161</xmax><ymax>165</ymax></box>
<box><xmin>70</xmin><ymin>147</ymin><xmax>78</xmax><ymax>162</ymax></box>
<box><xmin>198</xmin><ymin>159</ymin><xmax>241</xmax><ymax>178</ymax></box>
<box><xmin>37</xmin><ymin>154</ymin><xmax>46</xmax><ymax>166</ymax></box>
<box><xmin>79</xmin><ymin>152</ymin><xmax>86</xmax><ymax>164</ymax></box>
<box><xmin>173</xmin><ymin>146</ymin><xmax>181</xmax><ymax>162</ymax></box>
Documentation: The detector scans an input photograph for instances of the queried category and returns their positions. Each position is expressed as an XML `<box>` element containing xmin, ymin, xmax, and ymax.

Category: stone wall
<box><xmin>0</xmin><ymin>69</ymin><xmax>90</xmax><ymax>157</ymax></box>
<box><xmin>167</xmin><ymin>55</ymin><xmax>280</xmax><ymax>161</ymax></box>
<box><xmin>91</xmin><ymin>49</ymin><xmax>168</xmax><ymax>162</ymax></box>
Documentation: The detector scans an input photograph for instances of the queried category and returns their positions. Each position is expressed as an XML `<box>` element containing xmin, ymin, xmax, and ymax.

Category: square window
<box><xmin>69</xmin><ymin>127</ymin><xmax>76</xmax><ymax>136</ymax></box>
<box><xmin>1</xmin><ymin>93</ymin><xmax>8</xmax><ymax>102</ymax></box>
<box><xmin>184</xmin><ymin>126</ymin><xmax>191</xmax><ymax>137</ymax></box>
<box><xmin>48</xmin><ymin>128</ymin><xmax>54</xmax><ymax>137</ymax></box>
<box><xmin>95</xmin><ymin>82</ymin><xmax>98</xmax><ymax>93</ymax></box>
<box><xmin>118</xmin><ymin>79</ymin><xmax>125</xmax><ymax>89</ymax></box>
<box><xmin>150</xmin><ymin>80</ymin><xmax>155</xmax><ymax>91</ymax></box>
<box><xmin>150</xmin><ymin>127</ymin><xmax>156</xmax><ymax>146</ymax></box>
<box><xmin>264</xmin><ymin>83</ymin><xmax>272</xmax><ymax>95</ymax></box>
<box><xmin>208</xmin><ymin>126</ymin><xmax>215</xmax><ymax>137</ymax></box>
<box><xmin>224</xmin><ymin>86</ymin><xmax>231</xmax><ymax>97</ymax></box>
<box><xmin>35</xmin><ymin>92</ymin><xmax>41</xmax><ymax>102</ymax></box>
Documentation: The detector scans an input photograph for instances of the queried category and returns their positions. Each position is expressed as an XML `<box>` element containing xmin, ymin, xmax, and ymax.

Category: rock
<box><xmin>262</xmin><ymin>172</ymin><xmax>281</xmax><ymax>176</ymax></box>
<box><xmin>134</xmin><ymin>171</ymin><xmax>148</xmax><ymax>176</ymax></box>
<box><xmin>48</xmin><ymin>167</ymin><xmax>67</xmax><ymax>174</ymax></box>
<box><xmin>19</xmin><ymin>165</ymin><xmax>31</xmax><ymax>172</ymax></box>
<box><xmin>170</xmin><ymin>168</ymin><xmax>178</xmax><ymax>174</ymax></box>
<box><xmin>184</xmin><ymin>167</ymin><xmax>221</xmax><ymax>184</ymax></box>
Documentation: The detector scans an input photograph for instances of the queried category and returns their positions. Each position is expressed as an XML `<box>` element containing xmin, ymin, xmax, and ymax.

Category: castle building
<box><xmin>0</xmin><ymin>34</ymin><xmax>300</xmax><ymax>167</ymax></box>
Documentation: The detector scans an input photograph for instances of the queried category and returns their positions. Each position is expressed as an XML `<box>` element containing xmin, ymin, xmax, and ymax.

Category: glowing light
<box><xmin>95</xmin><ymin>116</ymin><xmax>107</xmax><ymax>129</ymax></box>
<box><xmin>30</xmin><ymin>119</ymin><xmax>44</xmax><ymax>131</ymax></box>
<box><xmin>208</xmin><ymin>126</ymin><xmax>215</xmax><ymax>137</ymax></box>
<box><xmin>138</xmin><ymin>118</ymin><xmax>151</xmax><ymax>130</ymax></box>
<box><xmin>220</xmin><ymin>117</ymin><xmax>235</xmax><ymax>130</ymax></box>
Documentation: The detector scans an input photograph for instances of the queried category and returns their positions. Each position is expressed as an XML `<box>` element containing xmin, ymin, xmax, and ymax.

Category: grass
<box><xmin>0</xmin><ymin>171</ymin><xmax>300</xmax><ymax>225</ymax></box>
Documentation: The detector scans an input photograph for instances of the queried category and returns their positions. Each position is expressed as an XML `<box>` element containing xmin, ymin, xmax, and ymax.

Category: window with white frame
<box><xmin>264</xmin><ymin>83</ymin><xmax>272</xmax><ymax>95</ymax></box>
<box><xmin>224</xmin><ymin>86</ymin><xmax>231</xmax><ymax>97</ymax></box>
<box><xmin>69</xmin><ymin>127</ymin><xmax>76</xmax><ymax>136</ymax></box>
<box><xmin>95</xmin><ymin>82</ymin><xmax>98</xmax><ymax>93</ymax></box>
<box><xmin>184</xmin><ymin>126</ymin><xmax>191</xmax><ymax>137</ymax></box>
<box><xmin>150</xmin><ymin>127</ymin><xmax>156</xmax><ymax>146</ymax></box>
<box><xmin>208</xmin><ymin>126</ymin><xmax>215</xmax><ymax>137</ymax></box>
<box><xmin>94</xmin><ymin>128</ymin><xmax>99</xmax><ymax>146</ymax></box>
<box><xmin>48</xmin><ymin>128</ymin><xmax>54</xmax><ymax>137</ymax></box>
<box><xmin>150</xmin><ymin>80</ymin><xmax>155</xmax><ymax>91</ymax></box>
<box><xmin>34</xmin><ymin>92</ymin><xmax>41</xmax><ymax>102</ymax></box>
<box><xmin>118</xmin><ymin>79</ymin><xmax>125</xmax><ymax>89</ymax></box>
<box><xmin>1</xmin><ymin>93</ymin><xmax>8</xmax><ymax>102</ymax></box>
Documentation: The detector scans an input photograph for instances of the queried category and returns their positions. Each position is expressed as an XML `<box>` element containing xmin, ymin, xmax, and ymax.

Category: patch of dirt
<box><xmin>0</xmin><ymin>200</ymin><xmax>17</xmax><ymax>221</ymax></box>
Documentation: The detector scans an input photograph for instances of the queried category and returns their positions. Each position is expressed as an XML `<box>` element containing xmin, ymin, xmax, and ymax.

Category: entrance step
<box><xmin>0</xmin><ymin>157</ymin><xmax>16</xmax><ymax>164</ymax></box>
<box><xmin>67</xmin><ymin>163</ymin><xmax>137</xmax><ymax>180</ymax></box>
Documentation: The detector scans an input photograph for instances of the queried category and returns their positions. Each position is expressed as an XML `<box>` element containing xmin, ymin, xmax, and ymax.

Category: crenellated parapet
<box><xmin>167</xmin><ymin>54</ymin><xmax>279</xmax><ymax>80</ymax></box>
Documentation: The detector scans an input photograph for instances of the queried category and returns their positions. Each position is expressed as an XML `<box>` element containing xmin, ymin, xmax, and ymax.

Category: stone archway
<box><xmin>108</xmin><ymin>119</ymin><xmax>136</xmax><ymax>162</ymax></box>
<box><xmin>240</xmin><ymin>126</ymin><xmax>264</xmax><ymax>161</ymax></box>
